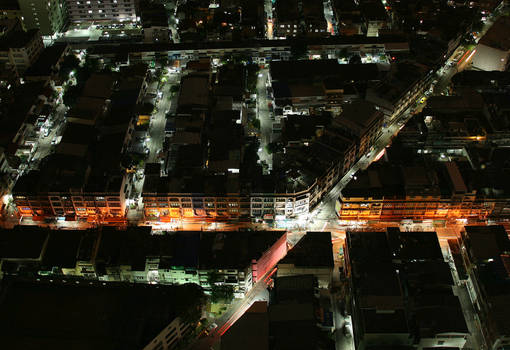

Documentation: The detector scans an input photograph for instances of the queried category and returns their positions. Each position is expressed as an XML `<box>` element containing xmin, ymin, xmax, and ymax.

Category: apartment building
<box><xmin>65</xmin><ymin>0</ymin><xmax>137</xmax><ymax>23</ymax></box>
<box><xmin>17</xmin><ymin>0</ymin><xmax>67</xmax><ymax>36</ymax></box>
<box><xmin>0</xmin><ymin>28</ymin><xmax>43</xmax><ymax>72</ymax></box>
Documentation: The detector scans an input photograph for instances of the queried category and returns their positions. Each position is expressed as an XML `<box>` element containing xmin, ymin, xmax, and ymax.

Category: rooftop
<box><xmin>464</xmin><ymin>225</ymin><xmax>510</xmax><ymax>261</ymax></box>
<box><xmin>41</xmin><ymin>230</ymin><xmax>92</xmax><ymax>269</ymax></box>
<box><xmin>0</xmin><ymin>226</ymin><xmax>47</xmax><ymax>260</ymax></box>
<box><xmin>361</xmin><ymin>309</ymin><xmax>409</xmax><ymax>334</ymax></box>
<box><xmin>478</xmin><ymin>16</ymin><xmax>510</xmax><ymax>51</ymax></box>
<box><xmin>279</xmin><ymin>231</ymin><xmax>333</xmax><ymax>268</ymax></box>
<box><xmin>386</xmin><ymin>228</ymin><xmax>443</xmax><ymax>261</ymax></box>
<box><xmin>221</xmin><ymin>302</ymin><xmax>269</xmax><ymax>350</ymax></box>
<box><xmin>198</xmin><ymin>231</ymin><xmax>286</xmax><ymax>269</ymax></box>
<box><xmin>24</xmin><ymin>43</ymin><xmax>68</xmax><ymax>77</ymax></box>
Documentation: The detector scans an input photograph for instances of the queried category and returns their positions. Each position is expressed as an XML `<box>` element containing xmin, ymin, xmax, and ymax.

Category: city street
<box><xmin>3</xmin><ymin>7</ymin><xmax>507</xmax><ymax>350</ymax></box>
<box><xmin>189</xmin><ymin>268</ymin><xmax>274</xmax><ymax>350</ymax></box>
<box><xmin>147</xmin><ymin>73</ymin><xmax>180</xmax><ymax>163</ymax></box>
<box><xmin>256</xmin><ymin>68</ymin><xmax>274</xmax><ymax>171</ymax></box>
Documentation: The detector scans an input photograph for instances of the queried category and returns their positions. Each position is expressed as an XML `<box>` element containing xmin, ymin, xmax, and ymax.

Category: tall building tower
<box><xmin>0</xmin><ymin>0</ymin><xmax>23</xmax><ymax>22</ymax></box>
<box><xmin>65</xmin><ymin>0</ymin><xmax>137</xmax><ymax>23</ymax></box>
<box><xmin>17</xmin><ymin>0</ymin><xmax>67</xmax><ymax>36</ymax></box>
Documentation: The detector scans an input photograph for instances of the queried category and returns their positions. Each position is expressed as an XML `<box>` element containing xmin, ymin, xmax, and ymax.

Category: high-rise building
<box><xmin>65</xmin><ymin>0</ymin><xmax>137</xmax><ymax>23</ymax></box>
<box><xmin>0</xmin><ymin>0</ymin><xmax>23</xmax><ymax>22</ymax></box>
<box><xmin>17</xmin><ymin>0</ymin><xmax>67</xmax><ymax>36</ymax></box>
<box><xmin>0</xmin><ymin>28</ymin><xmax>43</xmax><ymax>73</ymax></box>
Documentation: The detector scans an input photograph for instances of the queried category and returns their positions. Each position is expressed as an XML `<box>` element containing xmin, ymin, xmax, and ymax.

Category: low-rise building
<box><xmin>270</xmin><ymin>275</ymin><xmax>336</xmax><ymax>347</ymax></box>
<box><xmin>337</xmin><ymin>129</ymin><xmax>510</xmax><ymax>222</ymax></box>
<box><xmin>270</xmin><ymin>59</ymin><xmax>380</xmax><ymax>114</ymax></box>
<box><xmin>221</xmin><ymin>301</ymin><xmax>269</xmax><ymax>350</ymax></box>
<box><xmin>302</xmin><ymin>0</ymin><xmax>328</xmax><ymax>36</ymax></box>
<box><xmin>277</xmin><ymin>231</ymin><xmax>334</xmax><ymax>288</ymax></box>
<box><xmin>140</xmin><ymin>1</ymin><xmax>171</xmax><ymax>43</ymax></box>
<box><xmin>345</xmin><ymin>229</ymin><xmax>469</xmax><ymax>350</ymax></box>
<box><xmin>13</xmin><ymin>67</ymin><xmax>149</xmax><ymax>221</ymax></box>
<box><xmin>472</xmin><ymin>16</ymin><xmax>510</xmax><ymax>71</ymax></box>
<box><xmin>360</xmin><ymin>0</ymin><xmax>389</xmax><ymax>37</ymax></box>
<box><xmin>1</xmin><ymin>226</ymin><xmax>288</xmax><ymax>298</ymax></box>
<box><xmin>332</xmin><ymin>0</ymin><xmax>363</xmax><ymax>36</ymax></box>
<box><xmin>460</xmin><ymin>225</ymin><xmax>510</xmax><ymax>350</ymax></box>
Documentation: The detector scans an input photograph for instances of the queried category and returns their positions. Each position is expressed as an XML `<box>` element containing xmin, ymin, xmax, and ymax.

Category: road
<box><xmin>6</xmin><ymin>9</ymin><xmax>508</xmax><ymax>350</ymax></box>
<box><xmin>264</xmin><ymin>0</ymin><xmax>273</xmax><ymax>39</ymax></box>
<box><xmin>308</xmin><ymin>110</ymin><xmax>405</xmax><ymax>231</ymax></box>
<box><xmin>147</xmin><ymin>79</ymin><xmax>176</xmax><ymax>164</ymax></box>
<box><xmin>307</xmin><ymin>8</ymin><xmax>505</xmax><ymax>233</ymax></box>
<box><xmin>188</xmin><ymin>268</ymin><xmax>275</xmax><ymax>350</ymax></box>
<box><xmin>256</xmin><ymin>68</ymin><xmax>273</xmax><ymax>171</ymax></box>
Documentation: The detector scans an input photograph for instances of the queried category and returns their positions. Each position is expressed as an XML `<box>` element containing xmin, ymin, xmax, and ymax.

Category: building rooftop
<box><xmin>13</xmin><ymin>153</ymin><xmax>89</xmax><ymax>194</ymax></box>
<box><xmin>81</xmin><ymin>73</ymin><xmax>115</xmax><ymax>100</ymax></box>
<box><xmin>361</xmin><ymin>309</ymin><xmax>409</xmax><ymax>334</ymax></box>
<box><xmin>270</xmin><ymin>59</ymin><xmax>379</xmax><ymax>84</ymax></box>
<box><xmin>0</xmin><ymin>226</ymin><xmax>48</xmax><ymax>260</ymax></box>
<box><xmin>279</xmin><ymin>231</ymin><xmax>333</xmax><ymax>268</ymax></box>
<box><xmin>273</xmin><ymin>274</ymin><xmax>317</xmax><ymax>304</ymax></box>
<box><xmin>336</xmin><ymin>100</ymin><xmax>383</xmax><ymax>136</ymax></box>
<box><xmin>464</xmin><ymin>225</ymin><xmax>510</xmax><ymax>261</ymax></box>
<box><xmin>275</xmin><ymin>0</ymin><xmax>300</xmax><ymax>22</ymax></box>
<box><xmin>41</xmin><ymin>230</ymin><xmax>91</xmax><ymax>270</ymax></box>
<box><xmin>177</xmin><ymin>75</ymin><xmax>209</xmax><ymax>110</ymax></box>
<box><xmin>95</xmin><ymin>226</ymin><xmax>153</xmax><ymax>271</ymax></box>
<box><xmin>198</xmin><ymin>231</ymin><xmax>286</xmax><ymax>270</ymax></box>
<box><xmin>87</xmin><ymin>35</ymin><xmax>408</xmax><ymax>56</ymax></box>
<box><xmin>386</xmin><ymin>228</ymin><xmax>443</xmax><ymax>261</ymax></box>
<box><xmin>24</xmin><ymin>43</ymin><xmax>68</xmax><ymax>77</ymax></box>
<box><xmin>221</xmin><ymin>302</ymin><xmax>269</xmax><ymax>350</ymax></box>
<box><xmin>0</xmin><ymin>81</ymin><xmax>46</xmax><ymax>148</ymax></box>
<box><xmin>414</xmin><ymin>302</ymin><xmax>468</xmax><ymax>337</ymax></box>
<box><xmin>359</xmin><ymin>0</ymin><xmax>388</xmax><ymax>21</ymax></box>
<box><xmin>0</xmin><ymin>0</ymin><xmax>20</xmax><ymax>10</ymax></box>
<box><xmin>478</xmin><ymin>16</ymin><xmax>510</xmax><ymax>51</ymax></box>
<box><xmin>426</xmin><ymin>91</ymin><xmax>485</xmax><ymax>111</ymax></box>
